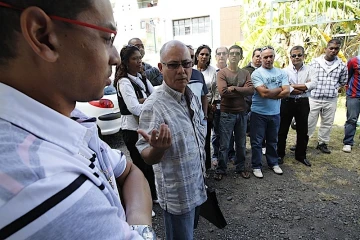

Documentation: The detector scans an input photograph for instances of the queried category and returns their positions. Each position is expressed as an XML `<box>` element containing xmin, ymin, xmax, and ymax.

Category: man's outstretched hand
<box><xmin>137</xmin><ymin>124</ymin><xmax>172</xmax><ymax>164</ymax></box>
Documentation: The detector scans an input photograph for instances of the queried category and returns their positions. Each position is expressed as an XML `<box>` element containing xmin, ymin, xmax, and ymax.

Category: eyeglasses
<box><xmin>290</xmin><ymin>53</ymin><xmax>303</xmax><ymax>58</ymax></box>
<box><xmin>0</xmin><ymin>1</ymin><xmax>117</xmax><ymax>46</ymax></box>
<box><xmin>124</xmin><ymin>44</ymin><xmax>139</xmax><ymax>50</ymax></box>
<box><xmin>261</xmin><ymin>46</ymin><xmax>274</xmax><ymax>52</ymax></box>
<box><xmin>229</xmin><ymin>52</ymin><xmax>241</xmax><ymax>56</ymax></box>
<box><xmin>134</xmin><ymin>44</ymin><xmax>144</xmax><ymax>49</ymax></box>
<box><xmin>162</xmin><ymin>61</ymin><xmax>193</xmax><ymax>70</ymax></box>
<box><xmin>216</xmin><ymin>52</ymin><xmax>228</xmax><ymax>56</ymax></box>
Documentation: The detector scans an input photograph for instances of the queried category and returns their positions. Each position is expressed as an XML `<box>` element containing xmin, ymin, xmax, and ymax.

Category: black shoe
<box><xmin>278</xmin><ymin>157</ymin><xmax>284</xmax><ymax>165</ymax></box>
<box><xmin>316</xmin><ymin>143</ymin><xmax>331</xmax><ymax>154</ymax></box>
<box><xmin>290</xmin><ymin>145</ymin><xmax>296</xmax><ymax>151</ymax></box>
<box><xmin>296</xmin><ymin>158</ymin><xmax>311</xmax><ymax>167</ymax></box>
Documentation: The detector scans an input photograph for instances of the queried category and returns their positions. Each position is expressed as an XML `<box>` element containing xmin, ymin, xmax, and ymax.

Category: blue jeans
<box><xmin>212</xmin><ymin>109</ymin><xmax>236</xmax><ymax>159</ymax></box>
<box><xmin>216</xmin><ymin>112</ymin><xmax>247</xmax><ymax>174</ymax></box>
<box><xmin>163</xmin><ymin>207</ymin><xmax>200</xmax><ymax>240</ymax></box>
<box><xmin>250</xmin><ymin>112</ymin><xmax>280</xmax><ymax>169</ymax></box>
<box><xmin>343</xmin><ymin>96</ymin><xmax>360</xmax><ymax>145</ymax></box>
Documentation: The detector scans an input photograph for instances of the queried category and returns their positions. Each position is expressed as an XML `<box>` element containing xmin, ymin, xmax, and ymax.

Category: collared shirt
<box><xmin>0</xmin><ymin>83</ymin><xmax>141</xmax><ymax>239</ymax></box>
<box><xmin>284</xmin><ymin>64</ymin><xmax>318</xmax><ymax>98</ymax></box>
<box><xmin>118</xmin><ymin>73</ymin><xmax>154</xmax><ymax>131</ymax></box>
<box><xmin>309</xmin><ymin>55</ymin><xmax>348</xmax><ymax>99</ymax></box>
<box><xmin>136</xmin><ymin>82</ymin><xmax>207</xmax><ymax>215</ymax></box>
<box><xmin>346</xmin><ymin>56</ymin><xmax>360</xmax><ymax>98</ymax></box>
<box><xmin>195</xmin><ymin>65</ymin><xmax>216</xmax><ymax>102</ymax></box>
<box><xmin>187</xmin><ymin>69</ymin><xmax>208</xmax><ymax>104</ymax></box>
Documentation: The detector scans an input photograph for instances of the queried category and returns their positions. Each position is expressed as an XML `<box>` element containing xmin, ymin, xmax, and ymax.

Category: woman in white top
<box><xmin>114</xmin><ymin>45</ymin><xmax>157</xmax><ymax>203</ymax></box>
<box><xmin>194</xmin><ymin>44</ymin><xmax>217</xmax><ymax>171</ymax></box>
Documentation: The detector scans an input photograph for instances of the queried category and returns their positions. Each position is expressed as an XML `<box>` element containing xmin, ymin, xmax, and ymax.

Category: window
<box><xmin>137</xmin><ymin>0</ymin><xmax>158</xmax><ymax>9</ymax></box>
<box><xmin>172</xmin><ymin>16</ymin><xmax>210</xmax><ymax>36</ymax></box>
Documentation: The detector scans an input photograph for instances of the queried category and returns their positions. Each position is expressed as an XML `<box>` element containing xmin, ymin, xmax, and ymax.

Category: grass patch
<box><xmin>318</xmin><ymin>192</ymin><xmax>339</xmax><ymax>201</ymax></box>
<box><xmin>285</xmin><ymin>96</ymin><xmax>360</xmax><ymax>188</ymax></box>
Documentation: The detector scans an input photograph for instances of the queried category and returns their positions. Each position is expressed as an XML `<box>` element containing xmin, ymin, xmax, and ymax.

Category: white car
<box><xmin>76</xmin><ymin>85</ymin><xmax>121</xmax><ymax>136</ymax></box>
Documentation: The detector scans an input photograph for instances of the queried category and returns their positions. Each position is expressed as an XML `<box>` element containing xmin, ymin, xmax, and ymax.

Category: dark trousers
<box><xmin>122</xmin><ymin>129</ymin><xmax>157</xmax><ymax>200</ymax></box>
<box><xmin>277</xmin><ymin>98</ymin><xmax>310</xmax><ymax>160</ymax></box>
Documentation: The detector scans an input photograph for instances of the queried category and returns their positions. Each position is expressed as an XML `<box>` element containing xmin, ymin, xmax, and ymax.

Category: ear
<box><xmin>20</xmin><ymin>7</ymin><xmax>59</xmax><ymax>63</ymax></box>
<box><xmin>158</xmin><ymin>62</ymin><xmax>163</xmax><ymax>73</ymax></box>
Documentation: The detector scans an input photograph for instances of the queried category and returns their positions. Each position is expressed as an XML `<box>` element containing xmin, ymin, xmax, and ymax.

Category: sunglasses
<box><xmin>290</xmin><ymin>54</ymin><xmax>303</xmax><ymax>58</ymax></box>
<box><xmin>0</xmin><ymin>1</ymin><xmax>117</xmax><ymax>46</ymax></box>
<box><xmin>261</xmin><ymin>46</ymin><xmax>274</xmax><ymax>52</ymax></box>
<box><xmin>229</xmin><ymin>52</ymin><xmax>241</xmax><ymax>56</ymax></box>
<box><xmin>216</xmin><ymin>52</ymin><xmax>228</xmax><ymax>56</ymax></box>
<box><xmin>162</xmin><ymin>61</ymin><xmax>193</xmax><ymax>70</ymax></box>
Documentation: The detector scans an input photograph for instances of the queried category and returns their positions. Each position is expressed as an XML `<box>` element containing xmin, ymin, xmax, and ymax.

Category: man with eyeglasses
<box><xmin>277</xmin><ymin>46</ymin><xmax>317</xmax><ymax>167</ymax></box>
<box><xmin>214</xmin><ymin>45</ymin><xmax>254</xmax><ymax>180</ymax></box>
<box><xmin>137</xmin><ymin>40</ymin><xmax>207</xmax><ymax>239</ymax></box>
<box><xmin>307</xmin><ymin>39</ymin><xmax>348</xmax><ymax>154</ymax></box>
<box><xmin>211</xmin><ymin>47</ymin><xmax>237</xmax><ymax>168</ymax></box>
<box><xmin>0</xmin><ymin>1</ymin><xmax>155</xmax><ymax>240</ymax></box>
<box><xmin>250</xmin><ymin>46</ymin><xmax>290</xmax><ymax>178</ymax></box>
<box><xmin>128</xmin><ymin>38</ymin><xmax>163</xmax><ymax>86</ymax></box>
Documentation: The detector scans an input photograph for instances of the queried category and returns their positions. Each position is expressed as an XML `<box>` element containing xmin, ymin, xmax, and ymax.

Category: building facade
<box><xmin>111</xmin><ymin>0</ymin><xmax>243</xmax><ymax>66</ymax></box>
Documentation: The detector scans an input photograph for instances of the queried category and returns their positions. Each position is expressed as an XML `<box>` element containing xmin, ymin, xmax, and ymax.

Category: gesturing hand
<box><xmin>137</xmin><ymin>123</ymin><xmax>172</xmax><ymax>150</ymax></box>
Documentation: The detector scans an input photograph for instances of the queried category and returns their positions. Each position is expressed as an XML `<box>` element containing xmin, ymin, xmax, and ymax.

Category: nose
<box><xmin>110</xmin><ymin>46</ymin><xmax>120</xmax><ymax>66</ymax></box>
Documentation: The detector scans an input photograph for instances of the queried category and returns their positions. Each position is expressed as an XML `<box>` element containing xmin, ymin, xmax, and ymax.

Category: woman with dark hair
<box><xmin>114</xmin><ymin>45</ymin><xmax>157</xmax><ymax>210</ymax></box>
<box><xmin>194</xmin><ymin>44</ymin><xmax>217</xmax><ymax>171</ymax></box>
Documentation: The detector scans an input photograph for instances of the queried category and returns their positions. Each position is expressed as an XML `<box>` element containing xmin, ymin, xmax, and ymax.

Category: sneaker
<box><xmin>152</xmin><ymin>210</ymin><xmax>156</xmax><ymax>217</ymax></box>
<box><xmin>342</xmin><ymin>145</ymin><xmax>351</xmax><ymax>153</ymax></box>
<box><xmin>262</xmin><ymin>148</ymin><xmax>266</xmax><ymax>155</ymax></box>
<box><xmin>316</xmin><ymin>143</ymin><xmax>331</xmax><ymax>154</ymax></box>
<box><xmin>272</xmin><ymin>165</ymin><xmax>283</xmax><ymax>175</ymax></box>
<box><xmin>253</xmin><ymin>169</ymin><xmax>263</xmax><ymax>178</ymax></box>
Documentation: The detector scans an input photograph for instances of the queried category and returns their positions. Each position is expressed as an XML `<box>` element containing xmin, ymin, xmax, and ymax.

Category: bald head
<box><xmin>158</xmin><ymin>40</ymin><xmax>192</xmax><ymax>93</ymax></box>
<box><xmin>160</xmin><ymin>40</ymin><xmax>190</xmax><ymax>62</ymax></box>
<box><xmin>128</xmin><ymin>38</ymin><xmax>145</xmax><ymax>57</ymax></box>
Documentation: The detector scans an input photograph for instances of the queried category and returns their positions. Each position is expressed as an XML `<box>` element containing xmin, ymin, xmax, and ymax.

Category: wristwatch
<box><xmin>130</xmin><ymin>225</ymin><xmax>156</xmax><ymax>240</ymax></box>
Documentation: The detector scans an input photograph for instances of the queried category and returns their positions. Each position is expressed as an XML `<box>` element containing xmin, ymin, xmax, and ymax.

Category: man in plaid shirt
<box><xmin>308</xmin><ymin>39</ymin><xmax>348</xmax><ymax>153</ymax></box>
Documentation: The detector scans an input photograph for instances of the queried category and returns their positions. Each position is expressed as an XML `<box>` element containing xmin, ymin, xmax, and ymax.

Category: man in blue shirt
<box><xmin>250</xmin><ymin>46</ymin><xmax>290</xmax><ymax>178</ymax></box>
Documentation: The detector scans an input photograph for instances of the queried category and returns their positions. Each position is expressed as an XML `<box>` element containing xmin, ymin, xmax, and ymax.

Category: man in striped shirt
<box><xmin>0</xmin><ymin>1</ymin><xmax>154</xmax><ymax>239</ymax></box>
<box><xmin>342</xmin><ymin>56</ymin><xmax>360</xmax><ymax>152</ymax></box>
<box><xmin>137</xmin><ymin>40</ymin><xmax>207</xmax><ymax>240</ymax></box>
<box><xmin>308</xmin><ymin>39</ymin><xmax>348</xmax><ymax>154</ymax></box>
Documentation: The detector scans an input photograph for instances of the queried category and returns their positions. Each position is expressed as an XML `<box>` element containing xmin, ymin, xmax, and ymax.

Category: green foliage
<box><xmin>239</xmin><ymin>0</ymin><xmax>360</xmax><ymax>67</ymax></box>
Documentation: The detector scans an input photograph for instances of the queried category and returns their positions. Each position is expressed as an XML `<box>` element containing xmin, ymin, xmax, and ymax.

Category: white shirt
<box><xmin>0</xmin><ymin>83</ymin><xmax>142</xmax><ymax>239</ymax></box>
<box><xmin>284</xmin><ymin>64</ymin><xmax>318</xmax><ymax>98</ymax></box>
<box><xmin>118</xmin><ymin>73</ymin><xmax>154</xmax><ymax>131</ymax></box>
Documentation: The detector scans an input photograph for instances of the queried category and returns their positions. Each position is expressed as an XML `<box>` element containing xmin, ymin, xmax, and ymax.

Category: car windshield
<box><xmin>104</xmin><ymin>85</ymin><xmax>116</xmax><ymax>95</ymax></box>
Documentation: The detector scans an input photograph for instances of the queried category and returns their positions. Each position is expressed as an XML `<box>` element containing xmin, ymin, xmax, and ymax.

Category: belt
<box><xmin>284</xmin><ymin>97</ymin><xmax>308</xmax><ymax>103</ymax></box>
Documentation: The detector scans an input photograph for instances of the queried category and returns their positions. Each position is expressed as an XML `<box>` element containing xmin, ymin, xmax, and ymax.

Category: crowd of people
<box><xmin>1</xmin><ymin>0</ymin><xmax>358</xmax><ymax>240</ymax></box>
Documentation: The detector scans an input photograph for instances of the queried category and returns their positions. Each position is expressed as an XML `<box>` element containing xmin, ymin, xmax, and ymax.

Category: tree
<box><xmin>238</xmin><ymin>0</ymin><xmax>360</xmax><ymax>68</ymax></box>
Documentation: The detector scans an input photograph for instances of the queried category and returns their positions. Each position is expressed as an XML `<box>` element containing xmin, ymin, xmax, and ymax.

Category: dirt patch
<box><xmin>105</xmin><ymin>126</ymin><xmax>360</xmax><ymax>239</ymax></box>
